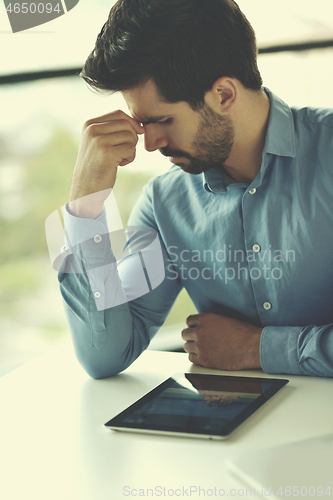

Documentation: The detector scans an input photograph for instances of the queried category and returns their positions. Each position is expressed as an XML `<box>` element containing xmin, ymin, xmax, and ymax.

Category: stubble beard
<box><xmin>159</xmin><ymin>103</ymin><xmax>235</xmax><ymax>175</ymax></box>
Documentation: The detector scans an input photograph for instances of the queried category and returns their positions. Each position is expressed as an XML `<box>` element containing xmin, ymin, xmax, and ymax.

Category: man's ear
<box><xmin>204</xmin><ymin>77</ymin><xmax>238</xmax><ymax>114</ymax></box>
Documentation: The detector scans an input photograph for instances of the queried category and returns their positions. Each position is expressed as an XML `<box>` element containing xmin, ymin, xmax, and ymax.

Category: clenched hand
<box><xmin>182</xmin><ymin>313</ymin><xmax>263</xmax><ymax>371</ymax></box>
<box><xmin>69</xmin><ymin>110</ymin><xmax>144</xmax><ymax>219</ymax></box>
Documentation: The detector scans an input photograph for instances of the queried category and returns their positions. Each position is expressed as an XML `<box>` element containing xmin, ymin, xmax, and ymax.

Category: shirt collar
<box><xmin>263</xmin><ymin>87</ymin><xmax>296</xmax><ymax>158</ymax></box>
<box><xmin>203</xmin><ymin>166</ymin><xmax>231</xmax><ymax>193</ymax></box>
<box><xmin>203</xmin><ymin>166</ymin><xmax>248</xmax><ymax>193</ymax></box>
<box><xmin>203</xmin><ymin>87</ymin><xmax>296</xmax><ymax>193</ymax></box>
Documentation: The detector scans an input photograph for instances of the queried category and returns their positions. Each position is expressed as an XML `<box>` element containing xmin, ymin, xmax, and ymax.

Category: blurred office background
<box><xmin>0</xmin><ymin>0</ymin><xmax>333</xmax><ymax>375</ymax></box>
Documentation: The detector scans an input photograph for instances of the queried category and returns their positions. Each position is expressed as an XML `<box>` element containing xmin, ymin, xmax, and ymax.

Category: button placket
<box><xmin>242</xmin><ymin>183</ymin><xmax>275</xmax><ymax>321</ymax></box>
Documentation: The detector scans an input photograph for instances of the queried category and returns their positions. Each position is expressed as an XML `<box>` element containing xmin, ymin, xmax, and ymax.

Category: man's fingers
<box><xmin>70</xmin><ymin>110</ymin><xmax>143</xmax><ymax>210</ymax></box>
<box><xmin>112</xmin><ymin>143</ymin><xmax>136</xmax><ymax>166</ymax></box>
<box><xmin>188</xmin><ymin>352</ymin><xmax>200</xmax><ymax>365</ymax></box>
<box><xmin>186</xmin><ymin>313</ymin><xmax>204</xmax><ymax>327</ymax></box>
<box><xmin>85</xmin><ymin>110</ymin><xmax>144</xmax><ymax>135</ymax></box>
<box><xmin>85</xmin><ymin>121</ymin><xmax>141</xmax><ymax>143</ymax></box>
<box><xmin>181</xmin><ymin>326</ymin><xmax>196</xmax><ymax>341</ymax></box>
<box><xmin>93</xmin><ymin>130</ymin><xmax>138</xmax><ymax>149</ymax></box>
<box><xmin>183</xmin><ymin>340</ymin><xmax>197</xmax><ymax>354</ymax></box>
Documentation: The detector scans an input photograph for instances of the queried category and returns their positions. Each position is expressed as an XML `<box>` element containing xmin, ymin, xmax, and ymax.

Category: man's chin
<box><xmin>175</xmin><ymin>160</ymin><xmax>206</xmax><ymax>175</ymax></box>
<box><xmin>169</xmin><ymin>157</ymin><xmax>192</xmax><ymax>169</ymax></box>
<box><xmin>166</xmin><ymin>154</ymin><xmax>210</xmax><ymax>175</ymax></box>
<box><xmin>169</xmin><ymin>156</ymin><xmax>186</xmax><ymax>165</ymax></box>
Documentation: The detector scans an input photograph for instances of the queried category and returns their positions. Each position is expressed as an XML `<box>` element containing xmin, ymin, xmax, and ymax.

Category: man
<box><xmin>59</xmin><ymin>0</ymin><xmax>333</xmax><ymax>378</ymax></box>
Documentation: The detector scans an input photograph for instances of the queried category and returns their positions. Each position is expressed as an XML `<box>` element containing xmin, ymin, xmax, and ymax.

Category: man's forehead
<box><xmin>122</xmin><ymin>79</ymin><xmax>196</xmax><ymax>124</ymax></box>
<box><xmin>123</xmin><ymin>81</ymin><xmax>172</xmax><ymax>121</ymax></box>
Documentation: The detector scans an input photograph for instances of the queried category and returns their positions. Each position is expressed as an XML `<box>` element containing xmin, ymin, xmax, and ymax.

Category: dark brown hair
<box><xmin>81</xmin><ymin>0</ymin><xmax>262</xmax><ymax>109</ymax></box>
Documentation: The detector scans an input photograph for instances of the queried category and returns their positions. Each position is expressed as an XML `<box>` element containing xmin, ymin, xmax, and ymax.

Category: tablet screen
<box><xmin>105</xmin><ymin>373</ymin><xmax>288</xmax><ymax>439</ymax></box>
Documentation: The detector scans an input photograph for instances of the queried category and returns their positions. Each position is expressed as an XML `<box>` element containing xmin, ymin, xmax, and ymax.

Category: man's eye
<box><xmin>159</xmin><ymin>118</ymin><xmax>173</xmax><ymax>125</ymax></box>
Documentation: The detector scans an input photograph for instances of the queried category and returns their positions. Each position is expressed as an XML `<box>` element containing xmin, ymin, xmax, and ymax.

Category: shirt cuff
<box><xmin>64</xmin><ymin>203</ymin><xmax>109</xmax><ymax>247</ymax></box>
<box><xmin>260</xmin><ymin>325</ymin><xmax>303</xmax><ymax>375</ymax></box>
<box><xmin>62</xmin><ymin>204</ymin><xmax>121</xmax><ymax>312</ymax></box>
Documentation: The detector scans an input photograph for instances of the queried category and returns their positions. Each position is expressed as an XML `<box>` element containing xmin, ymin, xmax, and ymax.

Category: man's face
<box><xmin>123</xmin><ymin>80</ymin><xmax>235</xmax><ymax>175</ymax></box>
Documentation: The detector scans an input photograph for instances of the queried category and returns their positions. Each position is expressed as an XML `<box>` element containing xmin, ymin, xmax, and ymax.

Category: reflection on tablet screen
<box><xmin>105</xmin><ymin>373</ymin><xmax>288</xmax><ymax>439</ymax></box>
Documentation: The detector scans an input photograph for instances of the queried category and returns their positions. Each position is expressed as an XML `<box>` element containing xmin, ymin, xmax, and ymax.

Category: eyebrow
<box><xmin>138</xmin><ymin>115</ymin><xmax>170</xmax><ymax>126</ymax></box>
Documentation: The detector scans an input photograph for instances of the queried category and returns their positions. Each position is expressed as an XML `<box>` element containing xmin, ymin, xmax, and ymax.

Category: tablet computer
<box><xmin>105</xmin><ymin>373</ymin><xmax>288</xmax><ymax>440</ymax></box>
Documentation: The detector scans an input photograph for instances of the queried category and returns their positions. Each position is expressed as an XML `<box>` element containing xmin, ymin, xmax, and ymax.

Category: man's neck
<box><xmin>223</xmin><ymin>89</ymin><xmax>271</xmax><ymax>184</ymax></box>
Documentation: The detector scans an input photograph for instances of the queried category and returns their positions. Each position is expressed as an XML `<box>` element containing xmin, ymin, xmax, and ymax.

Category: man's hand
<box><xmin>182</xmin><ymin>313</ymin><xmax>262</xmax><ymax>371</ymax></box>
<box><xmin>68</xmin><ymin>110</ymin><xmax>144</xmax><ymax>219</ymax></box>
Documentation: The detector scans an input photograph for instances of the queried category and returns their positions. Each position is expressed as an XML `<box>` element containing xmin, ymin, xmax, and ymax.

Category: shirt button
<box><xmin>94</xmin><ymin>292</ymin><xmax>101</xmax><ymax>299</ymax></box>
<box><xmin>263</xmin><ymin>302</ymin><xmax>272</xmax><ymax>310</ymax></box>
<box><xmin>249</xmin><ymin>188</ymin><xmax>257</xmax><ymax>195</ymax></box>
<box><xmin>252</xmin><ymin>244</ymin><xmax>261</xmax><ymax>253</ymax></box>
<box><xmin>94</xmin><ymin>235</ymin><xmax>102</xmax><ymax>243</ymax></box>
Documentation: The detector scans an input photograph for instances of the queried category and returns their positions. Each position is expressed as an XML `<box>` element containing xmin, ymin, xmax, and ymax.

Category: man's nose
<box><xmin>144</xmin><ymin>124</ymin><xmax>168</xmax><ymax>152</ymax></box>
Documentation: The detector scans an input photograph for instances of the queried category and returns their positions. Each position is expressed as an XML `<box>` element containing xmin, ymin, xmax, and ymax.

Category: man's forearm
<box><xmin>260</xmin><ymin>324</ymin><xmax>333</xmax><ymax>377</ymax></box>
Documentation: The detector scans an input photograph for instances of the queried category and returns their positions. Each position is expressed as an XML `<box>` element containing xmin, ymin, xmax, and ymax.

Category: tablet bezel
<box><xmin>105</xmin><ymin>373</ymin><xmax>289</xmax><ymax>440</ymax></box>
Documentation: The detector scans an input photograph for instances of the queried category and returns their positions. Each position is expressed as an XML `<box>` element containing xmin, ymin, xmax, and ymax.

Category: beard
<box><xmin>159</xmin><ymin>103</ymin><xmax>235</xmax><ymax>175</ymax></box>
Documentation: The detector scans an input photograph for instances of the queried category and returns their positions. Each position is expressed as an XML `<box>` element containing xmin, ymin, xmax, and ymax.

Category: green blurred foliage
<box><xmin>0</xmin><ymin>127</ymin><xmax>76</xmax><ymax>263</ymax></box>
<box><xmin>0</xmin><ymin>127</ymin><xmax>75</xmax><ymax>309</ymax></box>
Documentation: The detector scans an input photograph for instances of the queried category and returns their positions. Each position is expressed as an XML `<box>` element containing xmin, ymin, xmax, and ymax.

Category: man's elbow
<box><xmin>79</xmin><ymin>357</ymin><xmax>129</xmax><ymax>379</ymax></box>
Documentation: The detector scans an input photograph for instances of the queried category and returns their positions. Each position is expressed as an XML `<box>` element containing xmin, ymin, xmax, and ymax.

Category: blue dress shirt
<box><xmin>59</xmin><ymin>89</ymin><xmax>333</xmax><ymax>379</ymax></box>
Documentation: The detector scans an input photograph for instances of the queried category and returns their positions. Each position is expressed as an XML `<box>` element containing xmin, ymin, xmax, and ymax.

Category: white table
<box><xmin>1</xmin><ymin>342</ymin><xmax>332</xmax><ymax>500</ymax></box>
